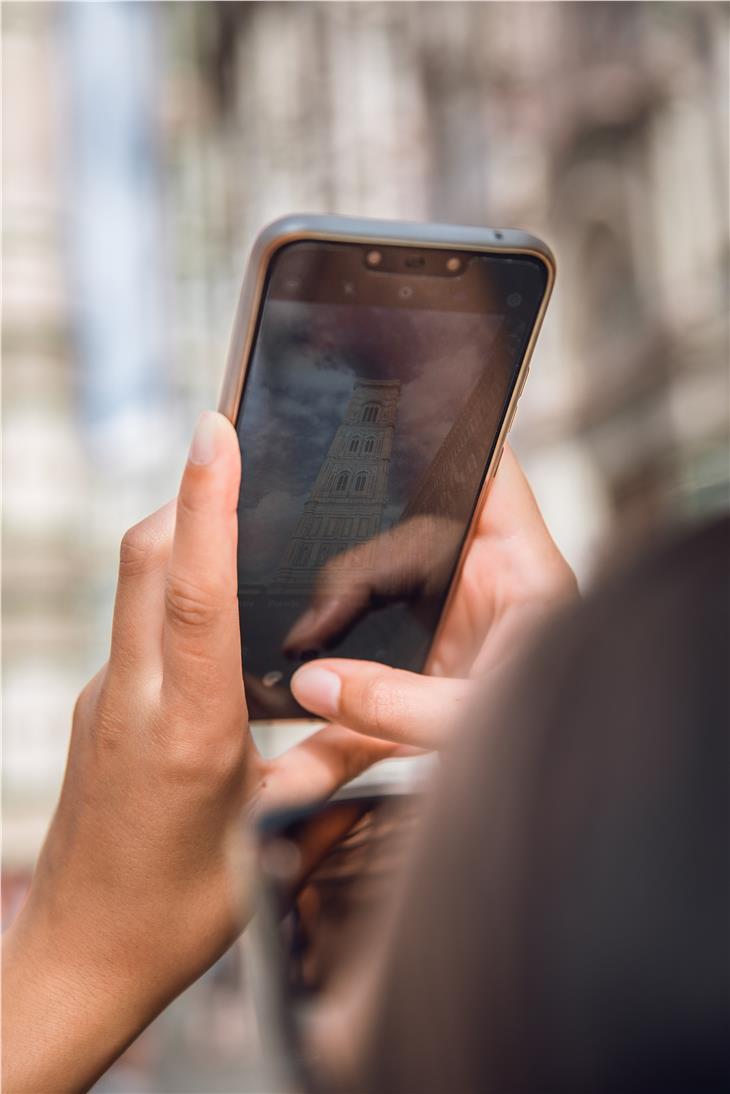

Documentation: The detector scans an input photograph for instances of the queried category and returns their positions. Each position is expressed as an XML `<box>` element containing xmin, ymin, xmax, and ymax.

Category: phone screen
<box><xmin>235</xmin><ymin>240</ymin><xmax>548</xmax><ymax>718</ymax></box>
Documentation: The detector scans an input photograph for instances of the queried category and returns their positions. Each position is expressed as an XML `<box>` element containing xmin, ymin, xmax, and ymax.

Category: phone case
<box><xmin>219</xmin><ymin>214</ymin><xmax>555</xmax><ymax>721</ymax></box>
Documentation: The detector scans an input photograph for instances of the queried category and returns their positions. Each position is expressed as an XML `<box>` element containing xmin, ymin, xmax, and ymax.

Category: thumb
<box><xmin>290</xmin><ymin>659</ymin><xmax>474</xmax><ymax>750</ymax></box>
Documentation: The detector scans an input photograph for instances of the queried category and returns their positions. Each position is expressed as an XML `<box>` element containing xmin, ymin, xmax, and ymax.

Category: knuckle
<box><xmin>155</xmin><ymin>718</ymin><xmax>244</xmax><ymax>788</ymax></box>
<box><xmin>72</xmin><ymin>666</ymin><xmax>107</xmax><ymax>728</ymax></box>
<box><xmin>164</xmin><ymin>573</ymin><xmax>221</xmax><ymax>630</ymax></box>
<box><xmin>119</xmin><ymin>523</ymin><xmax>158</xmax><ymax>578</ymax></box>
<box><xmin>72</xmin><ymin>680</ymin><xmax>97</xmax><ymax>728</ymax></box>
<box><xmin>75</xmin><ymin>670</ymin><xmax>127</xmax><ymax>747</ymax></box>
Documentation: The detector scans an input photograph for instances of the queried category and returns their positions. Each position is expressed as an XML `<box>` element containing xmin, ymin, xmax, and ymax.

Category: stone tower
<box><xmin>275</xmin><ymin>378</ymin><xmax>400</xmax><ymax>592</ymax></box>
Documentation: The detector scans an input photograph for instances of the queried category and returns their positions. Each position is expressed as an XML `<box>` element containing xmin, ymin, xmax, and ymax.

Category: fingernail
<box><xmin>188</xmin><ymin>412</ymin><xmax>219</xmax><ymax>466</ymax></box>
<box><xmin>290</xmin><ymin>666</ymin><xmax>341</xmax><ymax>716</ymax></box>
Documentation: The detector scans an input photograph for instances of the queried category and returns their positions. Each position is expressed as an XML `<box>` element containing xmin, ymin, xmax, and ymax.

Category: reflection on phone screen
<box><xmin>235</xmin><ymin>242</ymin><xmax>547</xmax><ymax>717</ymax></box>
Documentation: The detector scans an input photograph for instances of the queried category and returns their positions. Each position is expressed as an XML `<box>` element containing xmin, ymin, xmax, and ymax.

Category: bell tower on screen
<box><xmin>275</xmin><ymin>378</ymin><xmax>400</xmax><ymax>592</ymax></box>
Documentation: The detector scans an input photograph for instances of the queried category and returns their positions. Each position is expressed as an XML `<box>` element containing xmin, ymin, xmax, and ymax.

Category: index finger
<box><xmin>162</xmin><ymin>412</ymin><xmax>244</xmax><ymax>708</ymax></box>
<box><xmin>291</xmin><ymin>659</ymin><xmax>475</xmax><ymax>750</ymax></box>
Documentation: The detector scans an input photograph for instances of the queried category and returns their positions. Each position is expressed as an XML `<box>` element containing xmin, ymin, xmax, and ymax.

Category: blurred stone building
<box><xmin>3</xmin><ymin>3</ymin><xmax>728</xmax><ymax>1085</ymax></box>
<box><xmin>276</xmin><ymin>379</ymin><xmax>400</xmax><ymax>590</ymax></box>
<box><xmin>4</xmin><ymin>0</ymin><xmax>729</xmax><ymax>860</ymax></box>
<box><xmin>183</xmin><ymin>1</ymin><xmax>729</xmax><ymax>547</ymax></box>
<box><xmin>4</xmin><ymin>0</ymin><xmax>729</xmax><ymax>870</ymax></box>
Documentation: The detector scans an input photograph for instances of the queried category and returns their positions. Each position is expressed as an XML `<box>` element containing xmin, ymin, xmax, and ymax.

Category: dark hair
<box><xmin>364</xmin><ymin>517</ymin><xmax>730</xmax><ymax>1094</ymax></box>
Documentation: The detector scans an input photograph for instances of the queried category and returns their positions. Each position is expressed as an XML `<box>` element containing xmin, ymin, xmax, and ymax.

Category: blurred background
<box><xmin>3</xmin><ymin>2</ymin><xmax>728</xmax><ymax>1089</ymax></box>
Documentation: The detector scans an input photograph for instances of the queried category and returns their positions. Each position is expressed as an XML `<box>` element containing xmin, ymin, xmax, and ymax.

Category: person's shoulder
<box><xmin>616</xmin><ymin>514</ymin><xmax>729</xmax><ymax>592</ymax></box>
<box><xmin>460</xmin><ymin>513</ymin><xmax>729</xmax><ymax>768</ymax></box>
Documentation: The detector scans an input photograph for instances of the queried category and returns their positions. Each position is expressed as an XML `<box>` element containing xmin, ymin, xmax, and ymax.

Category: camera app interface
<box><xmin>235</xmin><ymin>241</ymin><xmax>547</xmax><ymax>718</ymax></box>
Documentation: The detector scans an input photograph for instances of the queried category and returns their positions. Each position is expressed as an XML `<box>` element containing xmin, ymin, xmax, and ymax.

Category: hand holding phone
<box><xmin>290</xmin><ymin>444</ymin><xmax>578</xmax><ymax>750</ymax></box>
<box><xmin>220</xmin><ymin>215</ymin><xmax>556</xmax><ymax>721</ymax></box>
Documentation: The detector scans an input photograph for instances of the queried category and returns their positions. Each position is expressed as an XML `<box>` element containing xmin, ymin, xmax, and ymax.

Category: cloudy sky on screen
<box><xmin>236</xmin><ymin>300</ymin><xmax>502</xmax><ymax>579</ymax></box>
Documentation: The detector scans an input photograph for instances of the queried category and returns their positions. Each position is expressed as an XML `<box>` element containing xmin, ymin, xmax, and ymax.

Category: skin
<box><xmin>1</xmin><ymin>413</ymin><xmax>396</xmax><ymax>1094</ymax></box>
<box><xmin>290</xmin><ymin>444</ymin><xmax>578</xmax><ymax>749</ymax></box>
<box><xmin>2</xmin><ymin>418</ymin><xmax>574</xmax><ymax>1093</ymax></box>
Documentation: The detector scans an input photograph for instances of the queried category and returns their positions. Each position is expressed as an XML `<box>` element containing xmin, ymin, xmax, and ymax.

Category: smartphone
<box><xmin>219</xmin><ymin>215</ymin><xmax>554</xmax><ymax>721</ymax></box>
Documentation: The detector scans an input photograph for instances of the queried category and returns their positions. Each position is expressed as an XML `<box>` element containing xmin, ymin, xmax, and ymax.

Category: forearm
<box><xmin>2</xmin><ymin>905</ymin><xmax>159</xmax><ymax>1094</ymax></box>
